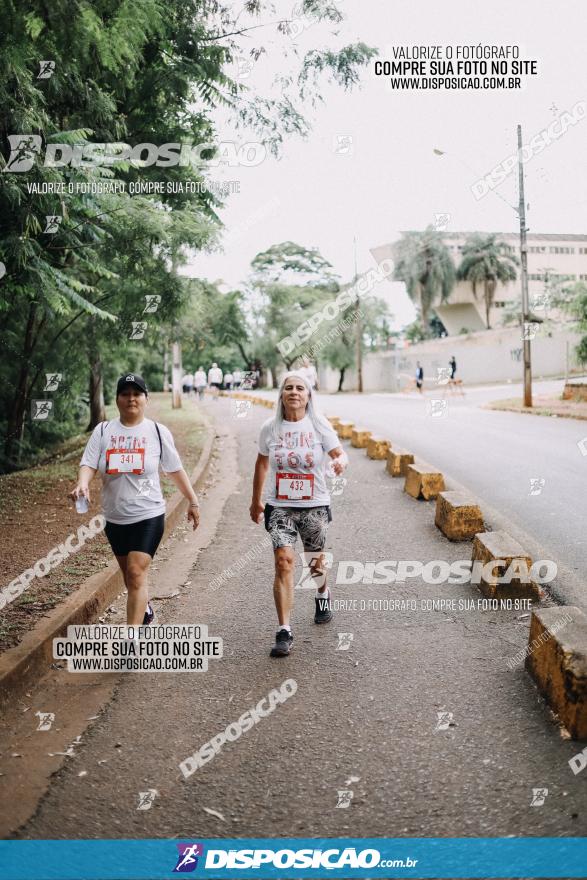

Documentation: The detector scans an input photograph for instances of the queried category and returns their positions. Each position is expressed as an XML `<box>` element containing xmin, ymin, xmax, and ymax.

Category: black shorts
<box><xmin>104</xmin><ymin>514</ymin><xmax>165</xmax><ymax>558</ymax></box>
<box><xmin>210</xmin><ymin>382</ymin><xmax>222</xmax><ymax>389</ymax></box>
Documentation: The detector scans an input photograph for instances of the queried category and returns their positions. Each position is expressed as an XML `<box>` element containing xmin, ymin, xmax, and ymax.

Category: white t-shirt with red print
<box><xmin>80</xmin><ymin>418</ymin><xmax>182</xmax><ymax>525</ymax></box>
<box><xmin>258</xmin><ymin>415</ymin><xmax>339</xmax><ymax>508</ymax></box>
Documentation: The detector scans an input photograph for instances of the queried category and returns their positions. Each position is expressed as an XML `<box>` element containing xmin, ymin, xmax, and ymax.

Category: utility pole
<box><xmin>517</xmin><ymin>124</ymin><xmax>532</xmax><ymax>407</ymax></box>
<box><xmin>354</xmin><ymin>236</ymin><xmax>363</xmax><ymax>393</ymax></box>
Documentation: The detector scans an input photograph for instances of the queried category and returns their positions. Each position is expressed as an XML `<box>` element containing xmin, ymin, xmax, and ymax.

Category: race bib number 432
<box><xmin>105</xmin><ymin>448</ymin><xmax>145</xmax><ymax>475</ymax></box>
<box><xmin>276</xmin><ymin>471</ymin><xmax>314</xmax><ymax>501</ymax></box>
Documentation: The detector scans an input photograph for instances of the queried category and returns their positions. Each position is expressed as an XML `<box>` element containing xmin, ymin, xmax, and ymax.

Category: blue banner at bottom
<box><xmin>1</xmin><ymin>837</ymin><xmax>587</xmax><ymax>879</ymax></box>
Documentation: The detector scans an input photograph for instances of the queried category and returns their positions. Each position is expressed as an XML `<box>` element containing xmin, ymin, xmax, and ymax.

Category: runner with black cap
<box><xmin>70</xmin><ymin>373</ymin><xmax>200</xmax><ymax>626</ymax></box>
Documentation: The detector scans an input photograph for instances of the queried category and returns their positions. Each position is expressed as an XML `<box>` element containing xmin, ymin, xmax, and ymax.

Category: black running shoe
<box><xmin>142</xmin><ymin>602</ymin><xmax>155</xmax><ymax>626</ymax></box>
<box><xmin>314</xmin><ymin>593</ymin><xmax>333</xmax><ymax>624</ymax></box>
<box><xmin>270</xmin><ymin>629</ymin><xmax>294</xmax><ymax>657</ymax></box>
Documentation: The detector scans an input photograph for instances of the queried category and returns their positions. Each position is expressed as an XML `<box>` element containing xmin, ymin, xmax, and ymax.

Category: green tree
<box><xmin>457</xmin><ymin>233</ymin><xmax>519</xmax><ymax>329</ymax></box>
<box><xmin>392</xmin><ymin>226</ymin><xmax>456</xmax><ymax>332</ymax></box>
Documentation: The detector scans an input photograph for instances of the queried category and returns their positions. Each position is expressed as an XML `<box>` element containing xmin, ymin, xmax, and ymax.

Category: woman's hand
<box><xmin>328</xmin><ymin>448</ymin><xmax>348</xmax><ymax>476</ymax></box>
<box><xmin>187</xmin><ymin>504</ymin><xmax>200</xmax><ymax>531</ymax></box>
<box><xmin>250</xmin><ymin>500</ymin><xmax>264</xmax><ymax>524</ymax></box>
<box><xmin>70</xmin><ymin>484</ymin><xmax>90</xmax><ymax>503</ymax></box>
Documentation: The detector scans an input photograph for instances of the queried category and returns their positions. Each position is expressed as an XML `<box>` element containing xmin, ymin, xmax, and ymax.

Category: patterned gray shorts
<box><xmin>264</xmin><ymin>504</ymin><xmax>331</xmax><ymax>551</ymax></box>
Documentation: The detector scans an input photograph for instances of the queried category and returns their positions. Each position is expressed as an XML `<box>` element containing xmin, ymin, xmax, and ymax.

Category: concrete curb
<box><xmin>0</xmin><ymin>418</ymin><xmax>216</xmax><ymax>707</ymax></box>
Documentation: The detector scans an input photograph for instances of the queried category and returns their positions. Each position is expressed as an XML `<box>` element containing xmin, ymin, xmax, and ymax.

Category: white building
<box><xmin>371</xmin><ymin>232</ymin><xmax>587</xmax><ymax>336</ymax></box>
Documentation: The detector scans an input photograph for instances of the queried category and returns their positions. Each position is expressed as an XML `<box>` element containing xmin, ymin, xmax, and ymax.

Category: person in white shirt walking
<box><xmin>194</xmin><ymin>367</ymin><xmax>207</xmax><ymax>401</ymax></box>
<box><xmin>181</xmin><ymin>371</ymin><xmax>194</xmax><ymax>396</ymax></box>
<box><xmin>70</xmin><ymin>373</ymin><xmax>200</xmax><ymax>626</ymax></box>
<box><xmin>224</xmin><ymin>371</ymin><xmax>233</xmax><ymax>391</ymax></box>
<box><xmin>249</xmin><ymin>371</ymin><xmax>348</xmax><ymax>657</ymax></box>
<box><xmin>207</xmin><ymin>362</ymin><xmax>223</xmax><ymax>401</ymax></box>
<box><xmin>232</xmin><ymin>368</ymin><xmax>243</xmax><ymax>389</ymax></box>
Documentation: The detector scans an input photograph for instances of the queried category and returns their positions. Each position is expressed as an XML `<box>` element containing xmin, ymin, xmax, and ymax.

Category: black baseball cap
<box><xmin>116</xmin><ymin>373</ymin><xmax>148</xmax><ymax>396</ymax></box>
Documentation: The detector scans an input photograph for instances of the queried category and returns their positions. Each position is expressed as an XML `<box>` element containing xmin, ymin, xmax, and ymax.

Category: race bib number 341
<box><xmin>106</xmin><ymin>448</ymin><xmax>145</xmax><ymax>475</ymax></box>
<box><xmin>276</xmin><ymin>471</ymin><xmax>314</xmax><ymax>501</ymax></box>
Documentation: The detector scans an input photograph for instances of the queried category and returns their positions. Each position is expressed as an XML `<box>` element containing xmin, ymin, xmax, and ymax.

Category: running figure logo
<box><xmin>529</xmin><ymin>477</ymin><xmax>545</xmax><ymax>496</ymax></box>
<box><xmin>530</xmin><ymin>788</ymin><xmax>548</xmax><ymax>807</ymax></box>
<box><xmin>336</xmin><ymin>632</ymin><xmax>354</xmax><ymax>651</ymax></box>
<box><xmin>143</xmin><ymin>294</ymin><xmax>161</xmax><ymax>314</ymax></box>
<box><xmin>129</xmin><ymin>321</ymin><xmax>148</xmax><ymax>340</ymax></box>
<box><xmin>4</xmin><ymin>134</ymin><xmax>42</xmax><ymax>172</ymax></box>
<box><xmin>35</xmin><ymin>711</ymin><xmax>55</xmax><ymax>731</ymax></box>
<box><xmin>436</xmin><ymin>367</ymin><xmax>451</xmax><ymax>385</ymax></box>
<box><xmin>43</xmin><ymin>215</ymin><xmax>62</xmax><ymax>234</ymax></box>
<box><xmin>173</xmin><ymin>843</ymin><xmax>204</xmax><ymax>872</ymax></box>
<box><xmin>37</xmin><ymin>60</ymin><xmax>55</xmax><ymax>79</ymax></box>
<box><xmin>32</xmin><ymin>400</ymin><xmax>54</xmax><ymax>420</ymax></box>
<box><xmin>435</xmin><ymin>711</ymin><xmax>455</xmax><ymax>731</ymax></box>
<box><xmin>137</xmin><ymin>789</ymin><xmax>158</xmax><ymax>810</ymax></box>
<box><xmin>44</xmin><ymin>373</ymin><xmax>62</xmax><ymax>391</ymax></box>
<box><xmin>335</xmin><ymin>789</ymin><xmax>354</xmax><ymax>808</ymax></box>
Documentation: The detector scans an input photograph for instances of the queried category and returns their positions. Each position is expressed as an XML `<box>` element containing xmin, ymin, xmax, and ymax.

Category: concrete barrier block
<box><xmin>435</xmin><ymin>491</ymin><xmax>484</xmax><ymax>541</ymax></box>
<box><xmin>327</xmin><ymin>416</ymin><xmax>341</xmax><ymax>431</ymax></box>
<box><xmin>385</xmin><ymin>448</ymin><xmax>414</xmax><ymax>477</ymax></box>
<box><xmin>471</xmin><ymin>530</ymin><xmax>539</xmax><ymax>600</ymax></box>
<box><xmin>404</xmin><ymin>464</ymin><xmax>445</xmax><ymax>500</ymax></box>
<box><xmin>337</xmin><ymin>421</ymin><xmax>354</xmax><ymax>440</ymax></box>
<box><xmin>366</xmin><ymin>437</ymin><xmax>391</xmax><ymax>460</ymax></box>
<box><xmin>525</xmin><ymin>606</ymin><xmax>587</xmax><ymax>740</ymax></box>
<box><xmin>351</xmin><ymin>428</ymin><xmax>372</xmax><ymax>448</ymax></box>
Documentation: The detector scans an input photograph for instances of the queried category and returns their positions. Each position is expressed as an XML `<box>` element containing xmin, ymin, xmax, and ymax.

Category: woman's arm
<box><xmin>167</xmin><ymin>469</ymin><xmax>200</xmax><ymax>530</ymax></box>
<box><xmin>70</xmin><ymin>465</ymin><xmax>97</xmax><ymax>502</ymax></box>
<box><xmin>328</xmin><ymin>446</ymin><xmax>348</xmax><ymax>475</ymax></box>
<box><xmin>250</xmin><ymin>453</ymin><xmax>269</xmax><ymax>522</ymax></box>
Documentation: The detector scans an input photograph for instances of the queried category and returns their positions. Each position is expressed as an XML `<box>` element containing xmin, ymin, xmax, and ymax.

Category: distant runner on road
<box><xmin>194</xmin><ymin>367</ymin><xmax>207</xmax><ymax>401</ymax></box>
<box><xmin>207</xmin><ymin>362</ymin><xmax>223</xmax><ymax>401</ymax></box>
<box><xmin>70</xmin><ymin>373</ymin><xmax>200</xmax><ymax>626</ymax></box>
<box><xmin>249</xmin><ymin>371</ymin><xmax>348</xmax><ymax>657</ymax></box>
<box><xmin>416</xmin><ymin>361</ymin><xmax>424</xmax><ymax>394</ymax></box>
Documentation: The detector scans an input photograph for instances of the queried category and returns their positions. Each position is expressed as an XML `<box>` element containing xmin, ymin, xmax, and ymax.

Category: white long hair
<box><xmin>269</xmin><ymin>371</ymin><xmax>333</xmax><ymax>442</ymax></box>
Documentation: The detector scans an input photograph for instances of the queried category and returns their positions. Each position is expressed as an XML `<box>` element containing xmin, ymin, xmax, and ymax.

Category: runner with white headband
<box><xmin>250</xmin><ymin>371</ymin><xmax>348</xmax><ymax>657</ymax></box>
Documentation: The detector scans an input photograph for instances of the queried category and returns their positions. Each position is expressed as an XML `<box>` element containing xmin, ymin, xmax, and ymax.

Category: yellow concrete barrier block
<box><xmin>385</xmin><ymin>448</ymin><xmax>414</xmax><ymax>477</ymax></box>
<box><xmin>471</xmin><ymin>530</ymin><xmax>539</xmax><ymax>600</ymax></box>
<box><xmin>525</xmin><ymin>606</ymin><xmax>587</xmax><ymax>740</ymax></box>
<box><xmin>404</xmin><ymin>464</ymin><xmax>445</xmax><ymax>500</ymax></box>
<box><xmin>366</xmin><ymin>437</ymin><xmax>391</xmax><ymax>460</ymax></box>
<box><xmin>351</xmin><ymin>428</ymin><xmax>371</xmax><ymax>448</ymax></box>
<box><xmin>337</xmin><ymin>421</ymin><xmax>354</xmax><ymax>440</ymax></box>
<box><xmin>327</xmin><ymin>416</ymin><xmax>341</xmax><ymax>431</ymax></box>
<box><xmin>435</xmin><ymin>491</ymin><xmax>484</xmax><ymax>541</ymax></box>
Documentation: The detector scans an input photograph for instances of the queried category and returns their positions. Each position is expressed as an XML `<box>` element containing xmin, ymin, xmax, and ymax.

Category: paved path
<box><xmin>3</xmin><ymin>398</ymin><xmax>585</xmax><ymax>842</ymax></box>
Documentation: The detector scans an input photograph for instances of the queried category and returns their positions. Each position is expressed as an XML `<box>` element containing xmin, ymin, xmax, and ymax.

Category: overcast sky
<box><xmin>184</xmin><ymin>0</ymin><xmax>587</xmax><ymax>329</ymax></box>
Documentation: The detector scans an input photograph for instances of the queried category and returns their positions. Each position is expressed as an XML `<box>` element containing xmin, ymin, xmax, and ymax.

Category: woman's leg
<box><xmin>273</xmin><ymin>546</ymin><xmax>296</xmax><ymax>626</ymax></box>
<box><xmin>125</xmin><ymin>550</ymin><xmax>153</xmax><ymax>625</ymax></box>
<box><xmin>114</xmin><ymin>554</ymin><xmax>129</xmax><ymax>585</ymax></box>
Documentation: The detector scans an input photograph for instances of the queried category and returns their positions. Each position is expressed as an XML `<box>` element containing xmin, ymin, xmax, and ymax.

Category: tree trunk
<box><xmin>87</xmin><ymin>321</ymin><xmax>106</xmax><ymax>430</ymax></box>
<box><xmin>172</xmin><ymin>340</ymin><xmax>182</xmax><ymax>408</ymax></box>
<box><xmin>485</xmin><ymin>280</ymin><xmax>491</xmax><ymax>329</ymax></box>
<box><xmin>338</xmin><ymin>366</ymin><xmax>346</xmax><ymax>392</ymax></box>
<box><xmin>4</xmin><ymin>301</ymin><xmax>38</xmax><ymax>468</ymax></box>
<box><xmin>163</xmin><ymin>346</ymin><xmax>170</xmax><ymax>391</ymax></box>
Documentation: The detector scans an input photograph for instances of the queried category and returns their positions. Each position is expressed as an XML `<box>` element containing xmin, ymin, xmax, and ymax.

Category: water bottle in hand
<box><xmin>75</xmin><ymin>493</ymin><xmax>89</xmax><ymax>514</ymax></box>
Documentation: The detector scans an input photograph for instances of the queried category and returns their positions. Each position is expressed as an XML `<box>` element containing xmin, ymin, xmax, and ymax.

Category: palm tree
<box><xmin>392</xmin><ymin>227</ymin><xmax>456</xmax><ymax>333</ymax></box>
<box><xmin>457</xmin><ymin>234</ymin><xmax>519</xmax><ymax>329</ymax></box>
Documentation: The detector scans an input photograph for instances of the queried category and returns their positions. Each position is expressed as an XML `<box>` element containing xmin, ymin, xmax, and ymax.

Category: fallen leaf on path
<box><xmin>202</xmin><ymin>807</ymin><xmax>226</xmax><ymax>822</ymax></box>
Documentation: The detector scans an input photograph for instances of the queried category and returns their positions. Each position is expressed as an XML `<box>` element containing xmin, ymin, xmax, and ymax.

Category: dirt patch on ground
<box><xmin>486</xmin><ymin>394</ymin><xmax>587</xmax><ymax>421</ymax></box>
<box><xmin>0</xmin><ymin>393</ymin><xmax>207</xmax><ymax>653</ymax></box>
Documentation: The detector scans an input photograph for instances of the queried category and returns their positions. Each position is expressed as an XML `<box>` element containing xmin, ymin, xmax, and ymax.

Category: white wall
<box><xmin>318</xmin><ymin>326</ymin><xmax>583</xmax><ymax>392</ymax></box>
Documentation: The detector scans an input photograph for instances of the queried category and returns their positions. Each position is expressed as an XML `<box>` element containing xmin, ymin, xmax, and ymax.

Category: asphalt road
<box><xmin>5</xmin><ymin>398</ymin><xmax>586</xmax><ymax>844</ymax></box>
<box><xmin>259</xmin><ymin>379</ymin><xmax>587</xmax><ymax>610</ymax></box>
